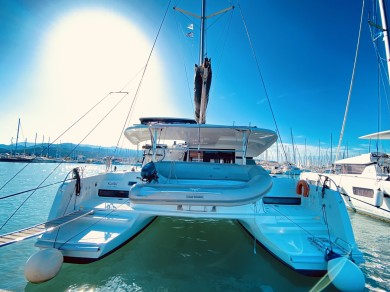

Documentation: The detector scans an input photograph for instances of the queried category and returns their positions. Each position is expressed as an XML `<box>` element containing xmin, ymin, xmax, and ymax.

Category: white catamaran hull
<box><xmin>239</xmin><ymin>177</ymin><xmax>363</xmax><ymax>275</ymax></box>
<box><xmin>0</xmin><ymin>0</ymin><xmax>365</xmax><ymax>288</ymax></box>
<box><xmin>35</xmin><ymin>170</ymin><xmax>155</xmax><ymax>262</ymax></box>
<box><xmin>300</xmin><ymin>171</ymin><xmax>390</xmax><ymax>222</ymax></box>
<box><xmin>32</xmin><ymin>169</ymin><xmax>362</xmax><ymax>278</ymax></box>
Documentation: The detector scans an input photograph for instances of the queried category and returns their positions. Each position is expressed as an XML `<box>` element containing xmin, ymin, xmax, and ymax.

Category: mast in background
<box><xmin>379</xmin><ymin>0</ymin><xmax>390</xmax><ymax>80</ymax></box>
<box><xmin>14</xmin><ymin>118</ymin><xmax>21</xmax><ymax>155</ymax></box>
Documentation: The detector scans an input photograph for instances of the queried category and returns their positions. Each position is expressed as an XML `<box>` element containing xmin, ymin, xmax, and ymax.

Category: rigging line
<box><xmin>209</xmin><ymin>7</ymin><xmax>234</xmax><ymax>100</ymax></box>
<box><xmin>0</xmin><ymin>164</ymin><xmax>29</xmax><ymax>192</ymax></box>
<box><xmin>237</xmin><ymin>1</ymin><xmax>288</xmax><ymax>163</ymax></box>
<box><xmin>90</xmin><ymin>65</ymin><xmax>145</xmax><ymax>157</ymax></box>
<box><xmin>368</xmin><ymin>18</ymin><xmax>390</xmax><ymax>152</ymax></box>
<box><xmin>118</xmin><ymin>65</ymin><xmax>147</xmax><ymax>92</ymax></box>
<box><xmin>1</xmin><ymin>13</ymin><xmax>149</xmax><ymax>200</ymax></box>
<box><xmin>107</xmin><ymin>66</ymin><xmax>148</xmax><ymax>156</ymax></box>
<box><xmin>268</xmin><ymin>204</ymin><xmax>317</xmax><ymax>238</ymax></box>
<box><xmin>113</xmin><ymin>0</ymin><xmax>173</xmax><ymax>153</ymax></box>
<box><xmin>175</xmin><ymin>9</ymin><xmax>200</xmax><ymax>31</ymax></box>
<box><xmin>322</xmin><ymin>205</ymin><xmax>334</xmax><ymax>251</ymax></box>
<box><xmin>0</xmin><ymin>93</ymin><xmax>129</xmax><ymax>231</ymax></box>
<box><xmin>207</xmin><ymin>10</ymin><xmax>228</xmax><ymax>31</ymax></box>
<box><xmin>370</xmin><ymin>30</ymin><xmax>390</xmax><ymax>86</ymax></box>
<box><xmin>0</xmin><ymin>179</ymin><xmax>72</xmax><ymax>200</ymax></box>
<box><xmin>379</xmin><ymin>66</ymin><xmax>390</xmax><ymax>114</ymax></box>
<box><xmin>57</xmin><ymin>169</ymin><xmax>79</xmax><ymax>222</ymax></box>
<box><xmin>377</xmin><ymin>59</ymin><xmax>381</xmax><ymax>153</ymax></box>
<box><xmin>56</xmin><ymin>200</ymin><xmax>131</xmax><ymax>250</ymax></box>
<box><xmin>47</xmin><ymin>67</ymin><xmax>143</xmax><ymax>160</ymax></box>
<box><xmin>339</xmin><ymin>190</ymin><xmax>390</xmax><ymax>213</ymax></box>
<box><xmin>174</xmin><ymin>10</ymin><xmax>195</xmax><ymax>113</ymax></box>
<box><xmin>47</xmin><ymin>91</ymin><xmax>112</xmax><ymax>146</ymax></box>
<box><xmin>0</xmin><ymin>91</ymin><xmax>116</xmax><ymax>192</ymax></box>
<box><xmin>335</xmin><ymin>0</ymin><xmax>365</xmax><ymax>162</ymax></box>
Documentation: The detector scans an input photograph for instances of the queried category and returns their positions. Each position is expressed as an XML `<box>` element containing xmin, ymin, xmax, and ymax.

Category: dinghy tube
<box><xmin>25</xmin><ymin>248</ymin><xmax>63</xmax><ymax>283</ymax></box>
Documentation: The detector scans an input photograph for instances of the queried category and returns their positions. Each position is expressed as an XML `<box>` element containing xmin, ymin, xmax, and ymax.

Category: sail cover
<box><xmin>194</xmin><ymin>58</ymin><xmax>212</xmax><ymax>124</ymax></box>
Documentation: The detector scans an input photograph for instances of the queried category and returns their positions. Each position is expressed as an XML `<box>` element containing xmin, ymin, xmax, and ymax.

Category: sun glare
<box><xmin>36</xmin><ymin>9</ymin><xmax>173</xmax><ymax>146</ymax></box>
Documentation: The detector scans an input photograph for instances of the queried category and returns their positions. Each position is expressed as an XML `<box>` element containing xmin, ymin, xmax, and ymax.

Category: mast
<box><xmin>174</xmin><ymin>2</ymin><xmax>233</xmax><ymax>124</ymax></box>
<box><xmin>199</xmin><ymin>0</ymin><xmax>206</xmax><ymax>64</ymax></box>
<box><xmin>304</xmin><ymin>138</ymin><xmax>307</xmax><ymax>168</ymax></box>
<box><xmin>330</xmin><ymin>132</ymin><xmax>333</xmax><ymax>166</ymax></box>
<box><xmin>290</xmin><ymin>128</ymin><xmax>296</xmax><ymax>164</ymax></box>
<box><xmin>34</xmin><ymin>133</ymin><xmax>37</xmax><ymax>156</ymax></box>
<box><xmin>14</xmin><ymin>118</ymin><xmax>21</xmax><ymax>155</ymax></box>
<box><xmin>379</xmin><ymin>0</ymin><xmax>390</xmax><ymax>80</ymax></box>
<box><xmin>197</xmin><ymin>0</ymin><xmax>209</xmax><ymax>124</ymax></box>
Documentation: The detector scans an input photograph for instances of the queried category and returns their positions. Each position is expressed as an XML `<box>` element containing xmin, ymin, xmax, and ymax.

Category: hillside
<box><xmin>0</xmin><ymin>143</ymin><xmax>138</xmax><ymax>160</ymax></box>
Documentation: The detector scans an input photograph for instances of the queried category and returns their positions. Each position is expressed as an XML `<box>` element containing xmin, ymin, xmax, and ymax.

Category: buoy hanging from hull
<box><xmin>327</xmin><ymin>256</ymin><xmax>365</xmax><ymax>291</ymax></box>
<box><xmin>373</xmin><ymin>188</ymin><xmax>384</xmax><ymax>207</ymax></box>
<box><xmin>25</xmin><ymin>248</ymin><xmax>63</xmax><ymax>283</ymax></box>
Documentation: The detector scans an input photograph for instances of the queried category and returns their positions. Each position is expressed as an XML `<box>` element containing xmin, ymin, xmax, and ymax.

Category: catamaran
<box><xmin>301</xmin><ymin>0</ymin><xmax>390</xmax><ymax>223</ymax></box>
<box><xmin>301</xmin><ymin>150</ymin><xmax>390</xmax><ymax>222</ymax></box>
<box><xmin>0</xmin><ymin>1</ymin><xmax>365</xmax><ymax>290</ymax></box>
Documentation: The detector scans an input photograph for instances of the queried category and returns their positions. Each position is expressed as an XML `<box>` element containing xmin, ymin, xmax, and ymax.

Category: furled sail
<box><xmin>194</xmin><ymin>58</ymin><xmax>212</xmax><ymax>124</ymax></box>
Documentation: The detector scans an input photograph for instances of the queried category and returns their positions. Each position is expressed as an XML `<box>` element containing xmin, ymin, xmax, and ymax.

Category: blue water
<box><xmin>0</xmin><ymin>162</ymin><xmax>389</xmax><ymax>291</ymax></box>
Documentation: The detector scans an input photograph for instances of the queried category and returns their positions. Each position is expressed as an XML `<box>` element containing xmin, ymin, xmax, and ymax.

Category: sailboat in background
<box><xmin>0</xmin><ymin>118</ymin><xmax>34</xmax><ymax>162</ymax></box>
<box><xmin>0</xmin><ymin>1</ymin><xmax>365</xmax><ymax>290</ymax></box>
<box><xmin>301</xmin><ymin>0</ymin><xmax>390</xmax><ymax>222</ymax></box>
<box><xmin>280</xmin><ymin>129</ymin><xmax>303</xmax><ymax>176</ymax></box>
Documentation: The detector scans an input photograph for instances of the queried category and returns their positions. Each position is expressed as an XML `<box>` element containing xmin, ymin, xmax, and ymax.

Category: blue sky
<box><xmin>1</xmin><ymin>0</ymin><xmax>389</xmax><ymax>161</ymax></box>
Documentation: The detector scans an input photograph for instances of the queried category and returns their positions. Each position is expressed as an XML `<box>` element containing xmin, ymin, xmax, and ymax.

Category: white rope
<box><xmin>252</xmin><ymin>202</ymin><xmax>258</xmax><ymax>254</ymax></box>
<box><xmin>335</xmin><ymin>0</ymin><xmax>365</xmax><ymax>161</ymax></box>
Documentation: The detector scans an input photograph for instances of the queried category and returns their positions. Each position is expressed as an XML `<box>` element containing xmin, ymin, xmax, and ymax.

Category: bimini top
<box><xmin>124</xmin><ymin>118</ymin><xmax>277</xmax><ymax>157</ymax></box>
<box><xmin>359</xmin><ymin>130</ymin><xmax>390</xmax><ymax>140</ymax></box>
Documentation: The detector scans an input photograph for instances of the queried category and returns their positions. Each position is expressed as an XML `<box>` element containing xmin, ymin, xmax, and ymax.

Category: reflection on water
<box><xmin>24</xmin><ymin>217</ymin><xmax>337</xmax><ymax>292</ymax></box>
<box><xmin>348</xmin><ymin>211</ymin><xmax>390</xmax><ymax>292</ymax></box>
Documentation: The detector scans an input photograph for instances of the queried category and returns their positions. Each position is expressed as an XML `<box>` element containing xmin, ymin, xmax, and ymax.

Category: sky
<box><xmin>1</xmin><ymin>0</ymin><xmax>389</xmax><ymax>163</ymax></box>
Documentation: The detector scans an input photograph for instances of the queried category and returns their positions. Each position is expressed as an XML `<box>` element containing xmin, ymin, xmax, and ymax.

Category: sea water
<box><xmin>0</xmin><ymin>162</ymin><xmax>388</xmax><ymax>291</ymax></box>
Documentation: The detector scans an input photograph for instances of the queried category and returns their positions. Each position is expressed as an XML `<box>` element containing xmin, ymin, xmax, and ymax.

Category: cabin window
<box><xmin>352</xmin><ymin>187</ymin><xmax>374</xmax><ymax>198</ymax></box>
<box><xmin>263</xmin><ymin>197</ymin><xmax>301</xmax><ymax>205</ymax></box>
<box><xmin>337</xmin><ymin>164</ymin><xmax>367</xmax><ymax>174</ymax></box>
<box><xmin>188</xmin><ymin>150</ymin><xmax>235</xmax><ymax>163</ymax></box>
<box><xmin>98</xmin><ymin>189</ymin><xmax>129</xmax><ymax>198</ymax></box>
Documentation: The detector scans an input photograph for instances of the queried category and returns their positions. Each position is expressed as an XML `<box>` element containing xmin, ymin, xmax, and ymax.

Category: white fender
<box><xmin>24</xmin><ymin>248</ymin><xmax>63</xmax><ymax>283</ymax></box>
<box><xmin>373</xmin><ymin>189</ymin><xmax>384</xmax><ymax>207</ymax></box>
<box><xmin>327</xmin><ymin>257</ymin><xmax>365</xmax><ymax>291</ymax></box>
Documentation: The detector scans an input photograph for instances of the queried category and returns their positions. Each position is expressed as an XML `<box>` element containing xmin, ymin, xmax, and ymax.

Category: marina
<box><xmin>0</xmin><ymin>163</ymin><xmax>389</xmax><ymax>291</ymax></box>
<box><xmin>1</xmin><ymin>0</ymin><xmax>390</xmax><ymax>291</ymax></box>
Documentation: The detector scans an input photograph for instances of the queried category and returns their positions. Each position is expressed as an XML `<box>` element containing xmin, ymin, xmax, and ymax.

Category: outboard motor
<box><xmin>141</xmin><ymin>161</ymin><xmax>158</xmax><ymax>183</ymax></box>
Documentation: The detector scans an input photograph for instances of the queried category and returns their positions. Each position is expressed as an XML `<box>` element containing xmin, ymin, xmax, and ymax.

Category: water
<box><xmin>0</xmin><ymin>163</ymin><xmax>389</xmax><ymax>291</ymax></box>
